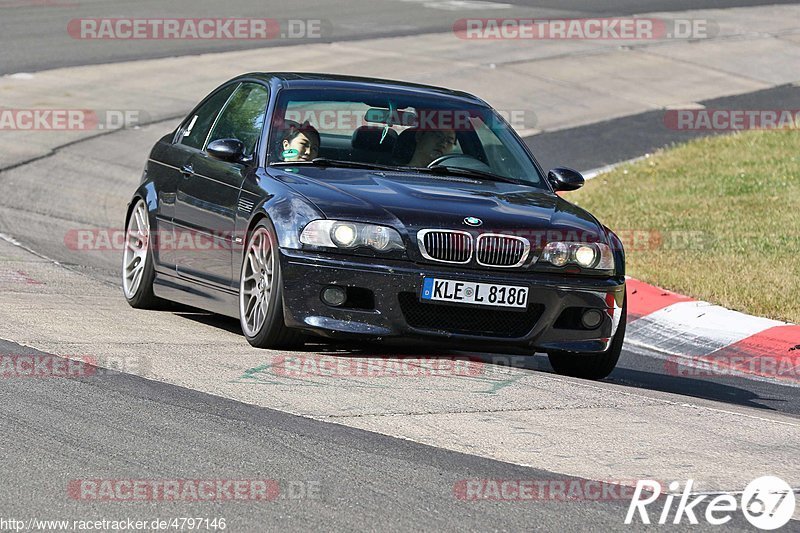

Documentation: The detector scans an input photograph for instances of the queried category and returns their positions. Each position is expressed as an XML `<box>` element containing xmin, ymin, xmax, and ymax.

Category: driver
<box><xmin>281</xmin><ymin>122</ymin><xmax>320</xmax><ymax>162</ymax></box>
<box><xmin>407</xmin><ymin>129</ymin><xmax>456</xmax><ymax>167</ymax></box>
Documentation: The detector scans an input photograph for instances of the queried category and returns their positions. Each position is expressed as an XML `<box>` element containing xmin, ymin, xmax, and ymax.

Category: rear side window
<box><xmin>207</xmin><ymin>83</ymin><xmax>270</xmax><ymax>157</ymax></box>
<box><xmin>178</xmin><ymin>83</ymin><xmax>238</xmax><ymax>149</ymax></box>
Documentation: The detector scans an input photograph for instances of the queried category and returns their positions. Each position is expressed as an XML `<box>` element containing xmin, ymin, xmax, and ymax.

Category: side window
<box><xmin>206</xmin><ymin>83</ymin><xmax>270</xmax><ymax>157</ymax></box>
<box><xmin>178</xmin><ymin>84</ymin><xmax>238</xmax><ymax>149</ymax></box>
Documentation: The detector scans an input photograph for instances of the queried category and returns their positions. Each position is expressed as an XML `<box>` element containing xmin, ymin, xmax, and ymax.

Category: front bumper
<box><xmin>280</xmin><ymin>249</ymin><xmax>625</xmax><ymax>353</ymax></box>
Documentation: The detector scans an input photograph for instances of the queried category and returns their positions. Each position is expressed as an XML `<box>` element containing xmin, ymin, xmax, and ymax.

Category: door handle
<box><xmin>180</xmin><ymin>164</ymin><xmax>194</xmax><ymax>178</ymax></box>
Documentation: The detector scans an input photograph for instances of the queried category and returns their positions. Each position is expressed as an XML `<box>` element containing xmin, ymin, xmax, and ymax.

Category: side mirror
<box><xmin>207</xmin><ymin>138</ymin><xmax>246</xmax><ymax>163</ymax></box>
<box><xmin>547</xmin><ymin>167</ymin><xmax>585</xmax><ymax>192</ymax></box>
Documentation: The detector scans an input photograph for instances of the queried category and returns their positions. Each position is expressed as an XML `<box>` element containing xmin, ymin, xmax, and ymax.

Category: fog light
<box><xmin>581</xmin><ymin>309</ymin><xmax>604</xmax><ymax>329</ymax></box>
<box><xmin>321</xmin><ymin>286</ymin><xmax>347</xmax><ymax>307</ymax></box>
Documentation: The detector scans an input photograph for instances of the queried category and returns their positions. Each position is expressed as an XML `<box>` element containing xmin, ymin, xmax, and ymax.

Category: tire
<box><xmin>122</xmin><ymin>198</ymin><xmax>160</xmax><ymax>309</ymax></box>
<box><xmin>547</xmin><ymin>292</ymin><xmax>627</xmax><ymax>380</ymax></box>
<box><xmin>239</xmin><ymin>218</ymin><xmax>304</xmax><ymax>349</ymax></box>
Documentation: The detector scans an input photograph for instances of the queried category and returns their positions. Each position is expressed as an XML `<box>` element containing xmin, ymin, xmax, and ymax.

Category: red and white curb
<box><xmin>625</xmin><ymin>278</ymin><xmax>800</xmax><ymax>386</ymax></box>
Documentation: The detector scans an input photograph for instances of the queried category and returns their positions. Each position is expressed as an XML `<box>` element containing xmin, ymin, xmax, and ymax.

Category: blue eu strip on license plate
<box><xmin>421</xmin><ymin>278</ymin><xmax>528</xmax><ymax>308</ymax></box>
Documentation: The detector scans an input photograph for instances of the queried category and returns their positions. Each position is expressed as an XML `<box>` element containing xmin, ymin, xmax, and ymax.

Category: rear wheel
<box><xmin>547</xmin><ymin>293</ymin><xmax>627</xmax><ymax>380</ymax></box>
<box><xmin>239</xmin><ymin>219</ymin><xmax>304</xmax><ymax>348</ymax></box>
<box><xmin>122</xmin><ymin>199</ymin><xmax>159</xmax><ymax>309</ymax></box>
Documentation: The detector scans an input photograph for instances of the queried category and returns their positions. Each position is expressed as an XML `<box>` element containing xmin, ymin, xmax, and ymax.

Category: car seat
<box><xmin>351</xmin><ymin>126</ymin><xmax>398</xmax><ymax>164</ymax></box>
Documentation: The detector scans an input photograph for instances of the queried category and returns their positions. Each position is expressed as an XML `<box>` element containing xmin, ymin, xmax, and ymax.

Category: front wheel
<box><xmin>547</xmin><ymin>293</ymin><xmax>627</xmax><ymax>380</ymax></box>
<box><xmin>122</xmin><ymin>199</ymin><xmax>159</xmax><ymax>309</ymax></box>
<box><xmin>239</xmin><ymin>219</ymin><xmax>304</xmax><ymax>349</ymax></box>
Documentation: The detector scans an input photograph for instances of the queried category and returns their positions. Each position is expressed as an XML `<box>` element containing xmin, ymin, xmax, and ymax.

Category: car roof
<box><xmin>233</xmin><ymin>72</ymin><xmax>490</xmax><ymax>106</ymax></box>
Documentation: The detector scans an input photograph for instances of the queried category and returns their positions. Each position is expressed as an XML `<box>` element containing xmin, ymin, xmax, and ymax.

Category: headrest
<box><xmin>391</xmin><ymin>128</ymin><xmax>418</xmax><ymax>164</ymax></box>
<box><xmin>351</xmin><ymin>126</ymin><xmax>398</xmax><ymax>152</ymax></box>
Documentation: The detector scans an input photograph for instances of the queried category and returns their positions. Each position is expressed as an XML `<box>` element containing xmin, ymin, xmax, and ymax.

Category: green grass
<box><xmin>567</xmin><ymin>129</ymin><xmax>800</xmax><ymax>323</ymax></box>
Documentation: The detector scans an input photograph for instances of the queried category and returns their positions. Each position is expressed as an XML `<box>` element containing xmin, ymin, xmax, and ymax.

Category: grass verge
<box><xmin>568</xmin><ymin>129</ymin><xmax>799</xmax><ymax>323</ymax></box>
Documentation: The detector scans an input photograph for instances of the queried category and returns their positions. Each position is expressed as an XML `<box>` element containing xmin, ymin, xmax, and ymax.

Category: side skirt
<box><xmin>153</xmin><ymin>272</ymin><xmax>239</xmax><ymax>319</ymax></box>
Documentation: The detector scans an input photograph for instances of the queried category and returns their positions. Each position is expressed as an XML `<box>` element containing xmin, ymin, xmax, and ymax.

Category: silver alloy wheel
<box><xmin>240</xmin><ymin>227</ymin><xmax>275</xmax><ymax>337</ymax></box>
<box><xmin>122</xmin><ymin>200</ymin><xmax>150</xmax><ymax>299</ymax></box>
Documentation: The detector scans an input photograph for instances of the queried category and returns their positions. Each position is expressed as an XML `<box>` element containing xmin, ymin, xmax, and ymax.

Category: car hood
<box><xmin>269</xmin><ymin>167</ymin><xmax>606</xmax><ymax>246</ymax></box>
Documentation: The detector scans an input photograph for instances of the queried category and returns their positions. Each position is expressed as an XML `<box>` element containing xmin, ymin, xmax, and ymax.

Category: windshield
<box><xmin>267</xmin><ymin>87</ymin><xmax>546</xmax><ymax>188</ymax></box>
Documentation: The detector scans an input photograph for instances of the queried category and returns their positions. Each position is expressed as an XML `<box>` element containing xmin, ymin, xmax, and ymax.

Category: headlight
<box><xmin>541</xmin><ymin>242</ymin><xmax>614</xmax><ymax>270</ymax></box>
<box><xmin>574</xmin><ymin>245</ymin><xmax>597</xmax><ymax>267</ymax></box>
<box><xmin>332</xmin><ymin>223</ymin><xmax>358</xmax><ymax>247</ymax></box>
<box><xmin>544</xmin><ymin>241</ymin><xmax>570</xmax><ymax>267</ymax></box>
<box><xmin>300</xmin><ymin>220</ymin><xmax>405</xmax><ymax>252</ymax></box>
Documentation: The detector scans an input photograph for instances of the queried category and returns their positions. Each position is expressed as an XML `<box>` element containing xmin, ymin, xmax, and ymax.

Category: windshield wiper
<box><xmin>411</xmin><ymin>165</ymin><xmax>526</xmax><ymax>185</ymax></box>
<box><xmin>270</xmin><ymin>158</ymin><xmax>400</xmax><ymax>172</ymax></box>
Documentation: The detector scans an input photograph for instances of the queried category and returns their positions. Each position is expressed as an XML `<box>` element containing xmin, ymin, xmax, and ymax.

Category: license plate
<box><xmin>421</xmin><ymin>278</ymin><xmax>529</xmax><ymax>309</ymax></box>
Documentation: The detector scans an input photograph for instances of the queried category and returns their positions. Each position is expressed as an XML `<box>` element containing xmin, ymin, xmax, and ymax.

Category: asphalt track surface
<box><xmin>1</xmin><ymin>1</ymin><xmax>799</xmax><ymax>531</ymax></box>
<box><xmin>0</xmin><ymin>341</ymin><xmax>637</xmax><ymax>531</ymax></box>
<box><xmin>0</xmin><ymin>0</ymin><xmax>797</xmax><ymax>75</ymax></box>
<box><xmin>2</xmin><ymin>338</ymin><xmax>774</xmax><ymax>532</ymax></box>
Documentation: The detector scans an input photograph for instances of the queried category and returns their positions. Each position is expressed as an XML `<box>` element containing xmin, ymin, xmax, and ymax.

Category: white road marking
<box><xmin>6</xmin><ymin>72</ymin><xmax>34</xmax><ymax>80</ymax></box>
<box><xmin>398</xmin><ymin>0</ymin><xmax>512</xmax><ymax>11</ymax></box>
<box><xmin>664</xmin><ymin>102</ymin><xmax>706</xmax><ymax>110</ymax></box>
<box><xmin>581</xmin><ymin>155</ymin><xmax>650</xmax><ymax>180</ymax></box>
<box><xmin>0</xmin><ymin>232</ymin><xmax>63</xmax><ymax>266</ymax></box>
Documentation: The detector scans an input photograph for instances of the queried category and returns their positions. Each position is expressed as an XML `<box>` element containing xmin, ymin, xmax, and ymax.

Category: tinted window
<box><xmin>471</xmin><ymin>115</ymin><xmax>528</xmax><ymax>179</ymax></box>
<box><xmin>178</xmin><ymin>83</ymin><xmax>238</xmax><ymax>149</ymax></box>
<box><xmin>267</xmin><ymin>88</ymin><xmax>545</xmax><ymax>187</ymax></box>
<box><xmin>207</xmin><ymin>83</ymin><xmax>270</xmax><ymax>157</ymax></box>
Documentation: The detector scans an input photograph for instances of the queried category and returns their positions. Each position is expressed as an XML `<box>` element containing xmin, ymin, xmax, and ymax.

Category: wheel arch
<box><xmin>603</xmin><ymin>225</ymin><xmax>626</xmax><ymax>277</ymax></box>
<box><xmin>125</xmin><ymin>182</ymin><xmax>159</xmax><ymax>226</ymax></box>
<box><xmin>233</xmin><ymin>176</ymin><xmax>323</xmax><ymax>287</ymax></box>
<box><xmin>238</xmin><ymin>193</ymin><xmax>323</xmax><ymax>259</ymax></box>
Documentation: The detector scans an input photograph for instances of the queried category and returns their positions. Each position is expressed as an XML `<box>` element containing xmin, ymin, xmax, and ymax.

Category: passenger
<box><xmin>407</xmin><ymin>129</ymin><xmax>456</xmax><ymax>167</ymax></box>
<box><xmin>281</xmin><ymin>122</ymin><xmax>320</xmax><ymax>162</ymax></box>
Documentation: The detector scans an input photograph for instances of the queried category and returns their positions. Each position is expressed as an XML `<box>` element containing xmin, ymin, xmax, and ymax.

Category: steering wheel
<box><xmin>427</xmin><ymin>153</ymin><xmax>493</xmax><ymax>172</ymax></box>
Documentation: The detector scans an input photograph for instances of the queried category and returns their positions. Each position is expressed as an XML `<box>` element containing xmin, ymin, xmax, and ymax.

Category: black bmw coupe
<box><xmin>123</xmin><ymin>73</ymin><xmax>626</xmax><ymax>379</ymax></box>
